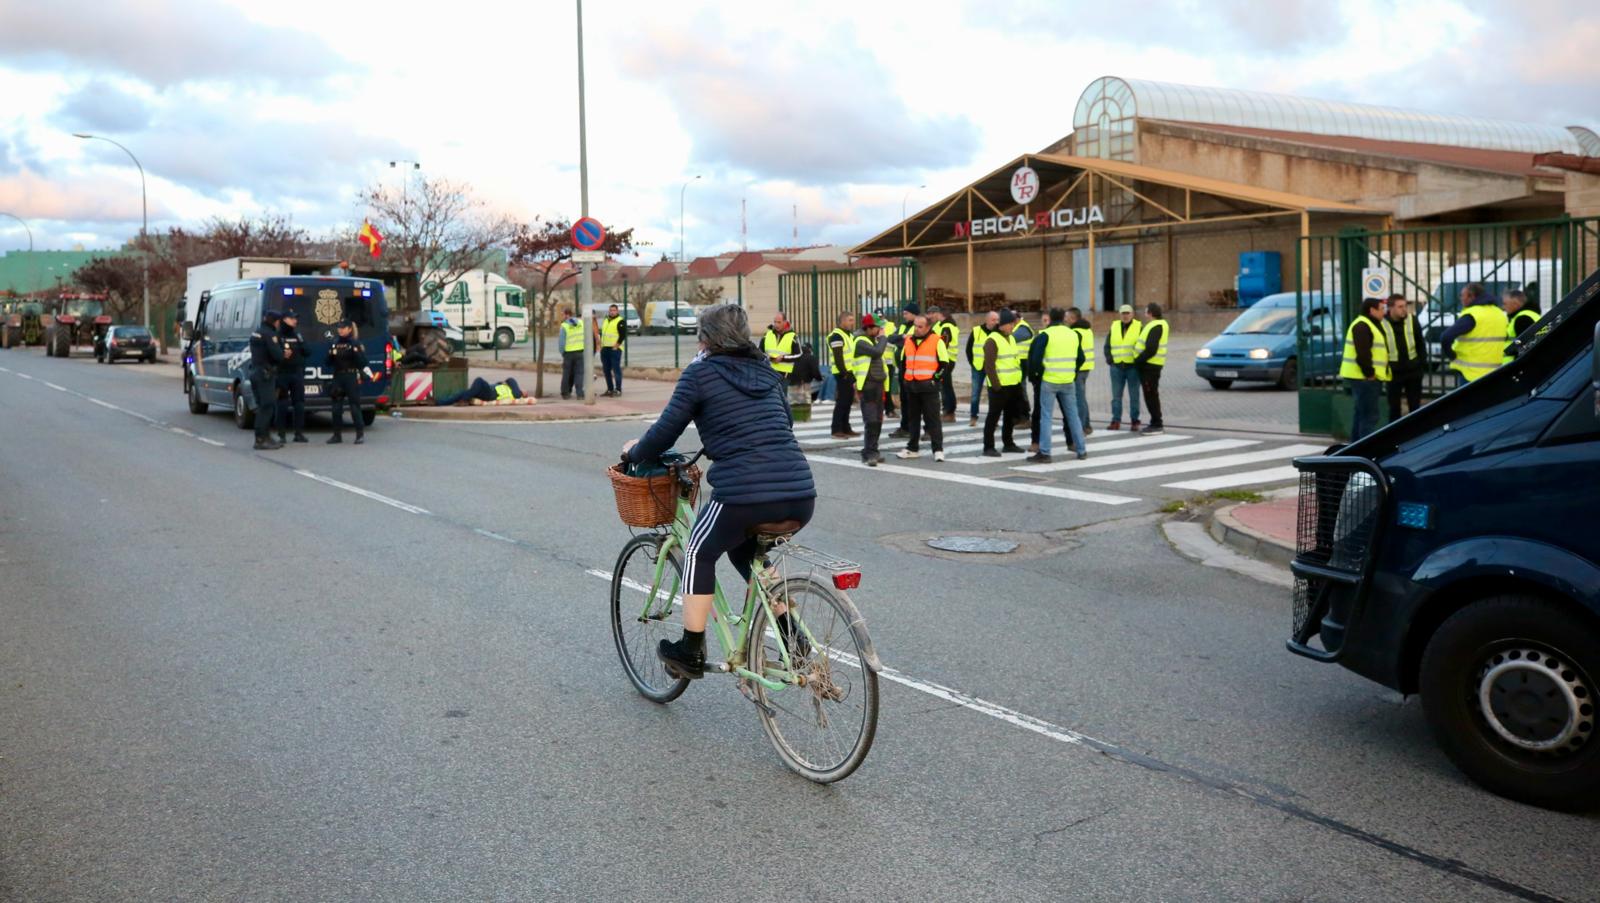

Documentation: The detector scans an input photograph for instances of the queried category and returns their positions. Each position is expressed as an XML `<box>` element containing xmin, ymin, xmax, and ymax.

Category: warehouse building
<box><xmin>850</xmin><ymin>76</ymin><xmax>1600</xmax><ymax>332</ymax></box>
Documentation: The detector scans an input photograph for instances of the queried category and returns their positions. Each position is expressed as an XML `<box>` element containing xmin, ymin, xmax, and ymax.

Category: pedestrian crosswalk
<box><xmin>781</xmin><ymin>417</ymin><xmax>1316</xmax><ymax>503</ymax></box>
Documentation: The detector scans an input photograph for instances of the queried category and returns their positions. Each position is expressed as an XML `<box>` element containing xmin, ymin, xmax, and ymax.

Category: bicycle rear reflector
<box><xmin>831</xmin><ymin>571</ymin><xmax>861</xmax><ymax>590</ymax></box>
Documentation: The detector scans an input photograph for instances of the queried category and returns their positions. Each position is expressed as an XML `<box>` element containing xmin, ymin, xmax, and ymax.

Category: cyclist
<box><xmin>621</xmin><ymin>304</ymin><xmax>817</xmax><ymax>679</ymax></box>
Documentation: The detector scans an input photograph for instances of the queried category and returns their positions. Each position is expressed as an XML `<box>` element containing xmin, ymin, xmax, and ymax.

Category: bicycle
<box><xmin>608</xmin><ymin>449</ymin><xmax>882</xmax><ymax>783</ymax></box>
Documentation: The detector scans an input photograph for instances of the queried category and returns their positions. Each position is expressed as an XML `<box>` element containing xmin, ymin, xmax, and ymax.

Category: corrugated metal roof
<box><xmin>1030</xmin><ymin>152</ymin><xmax>1376</xmax><ymax>213</ymax></box>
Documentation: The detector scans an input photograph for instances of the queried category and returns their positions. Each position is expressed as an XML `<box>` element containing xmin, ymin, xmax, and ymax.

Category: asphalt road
<box><xmin>1</xmin><ymin>349</ymin><xmax>1594</xmax><ymax>902</ymax></box>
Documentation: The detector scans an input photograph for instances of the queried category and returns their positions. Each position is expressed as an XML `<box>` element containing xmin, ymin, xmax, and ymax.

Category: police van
<box><xmin>1289</xmin><ymin>266</ymin><xmax>1600</xmax><ymax>810</ymax></box>
<box><xmin>183</xmin><ymin>276</ymin><xmax>391</xmax><ymax>429</ymax></box>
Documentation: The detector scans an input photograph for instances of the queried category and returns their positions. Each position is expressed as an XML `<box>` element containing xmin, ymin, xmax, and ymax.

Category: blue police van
<box><xmin>1288</xmin><ymin>267</ymin><xmax>1600</xmax><ymax>810</ymax></box>
<box><xmin>183</xmin><ymin>276</ymin><xmax>391</xmax><ymax>429</ymax></box>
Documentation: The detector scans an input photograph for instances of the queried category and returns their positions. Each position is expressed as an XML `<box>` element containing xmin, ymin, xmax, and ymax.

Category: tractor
<box><xmin>1</xmin><ymin>300</ymin><xmax>47</xmax><ymax>349</ymax></box>
<box><xmin>41</xmin><ymin>294</ymin><xmax>113</xmax><ymax>358</ymax></box>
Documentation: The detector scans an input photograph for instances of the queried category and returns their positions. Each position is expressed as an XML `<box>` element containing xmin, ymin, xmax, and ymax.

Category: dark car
<box><xmin>96</xmin><ymin>325</ymin><xmax>157</xmax><ymax>364</ymax></box>
<box><xmin>1288</xmin><ymin>267</ymin><xmax>1600</xmax><ymax>811</ymax></box>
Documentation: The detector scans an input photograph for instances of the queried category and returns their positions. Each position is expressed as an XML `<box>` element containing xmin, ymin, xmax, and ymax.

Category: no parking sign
<box><xmin>1361</xmin><ymin>268</ymin><xmax>1390</xmax><ymax>300</ymax></box>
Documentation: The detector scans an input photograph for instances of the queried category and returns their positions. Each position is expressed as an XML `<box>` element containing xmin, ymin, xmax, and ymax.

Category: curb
<box><xmin>396</xmin><ymin>406</ymin><xmax>650</xmax><ymax>423</ymax></box>
<box><xmin>1208</xmin><ymin>503</ymin><xmax>1296</xmax><ymax>568</ymax></box>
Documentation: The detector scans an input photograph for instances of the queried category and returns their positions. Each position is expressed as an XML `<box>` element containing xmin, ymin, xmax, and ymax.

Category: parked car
<box><xmin>642</xmin><ymin>302</ymin><xmax>698</xmax><ymax>335</ymax></box>
<box><xmin>96</xmin><ymin>325</ymin><xmax>157</xmax><ymax>364</ymax></box>
<box><xmin>1194</xmin><ymin>291</ymin><xmax>1341</xmax><ymax>389</ymax></box>
<box><xmin>586</xmin><ymin>303</ymin><xmax>642</xmax><ymax>336</ymax></box>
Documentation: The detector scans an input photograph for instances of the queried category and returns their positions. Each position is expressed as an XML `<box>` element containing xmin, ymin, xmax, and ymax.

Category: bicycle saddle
<box><xmin>747</xmin><ymin>519</ymin><xmax>803</xmax><ymax>539</ymax></box>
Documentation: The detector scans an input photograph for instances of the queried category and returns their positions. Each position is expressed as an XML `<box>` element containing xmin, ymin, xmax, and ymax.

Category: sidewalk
<box><xmin>1208</xmin><ymin>492</ymin><xmax>1296</xmax><ymax>567</ymax></box>
<box><xmin>399</xmin><ymin>363</ymin><xmax>676</xmax><ymax>421</ymax></box>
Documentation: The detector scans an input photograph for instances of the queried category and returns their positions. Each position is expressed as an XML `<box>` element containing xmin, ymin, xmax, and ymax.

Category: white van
<box><xmin>422</xmin><ymin>269</ymin><xmax>529</xmax><ymax>349</ymax></box>
<box><xmin>587</xmin><ymin>303</ymin><xmax>641</xmax><ymax>336</ymax></box>
<box><xmin>1421</xmin><ymin>259</ymin><xmax>1560</xmax><ymax>360</ymax></box>
<box><xmin>643</xmin><ymin>302</ymin><xmax>698</xmax><ymax>335</ymax></box>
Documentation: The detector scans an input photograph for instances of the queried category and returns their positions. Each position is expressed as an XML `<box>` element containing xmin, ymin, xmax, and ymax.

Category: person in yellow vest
<box><xmin>895</xmin><ymin>315</ymin><xmax>950</xmax><ymax>461</ymax></box>
<box><xmin>595</xmin><ymin>303</ymin><xmax>628</xmax><ymax>397</ymax></box>
<box><xmin>890</xmin><ymin>304</ymin><xmax>921</xmax><ymax>440</ymax></box>
<box><xmin>1340</xmin><ymin>296</ymin><xmax>1392</xmax><ymax>441</ymax></box>
<box><xmin>1104</xmin><ymin>304</ymin><xmax>1143</xmax><ymax>431</ymax></box>
<box><xmin>1012</xmin><ymin>313</ymin><xmax>1036</xmax><ymax>444</ymax></box>
<box><xmin>1025</xmin><ymin>308</ymin><xmax>1088</xmax><ymax>463</ymax></box>
<box><xmin>827</xmin><ymin>311</ymin><xmax>860</xmax><ymax>439</ymax></box>
<box><xmin>558</xmin><ymin>307</ymin><xmax>585</xmax><ymax>399</ymax></box>
<box><xmin>1440</xmin><ymin>282</ymin><xmax>1508</xmax><ymax>387</ymax></box>
<box><xmin>966</xmin><ymin>309</ymin><xmax>999</xmax><ymax>426</ymax></box>
<box><xmin>928</xmin><ymin>305</ymin><xmax>960</xmax><ymax>421</ymax></box>
<box><xmin>1066</xmin><ymin>307</ymin><xmax>1096</xmax><ymax>439</ymax></box>
<box><xmin>1384</xmin><ymin>293</ymin><xmax>1427</xmax><ymax>423</ymax></box>
<box><xmin>852</xmin><ymin>315</ymin><xmax>892</xmax><ymax>466</ymax></box>
<box><xmin>1502</xmin><ymin>289</ymin><xmax>1542</xmax><ymax>364</ymax></box>
<box><xmin>1133</xmin><ymin>303</ymin><xmax>1169</xmax><ymax>435</ymax></box>
<box><xmin>981</xmin><ymin>310</ymin><xmax>1028</xmax><ymax>456</ymax></box>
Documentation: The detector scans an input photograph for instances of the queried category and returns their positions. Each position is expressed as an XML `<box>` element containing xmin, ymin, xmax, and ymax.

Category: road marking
<box><xmin>293</xmin><ymin>470</ymin><xmax>431</xmax><ymax>515</ymax></box>
<box><xmin>1163</xmin><ymin>465</ymin><xmax>1301</xmax><ymax>491</ymax></box>
<box><xmin>807</xmin><ymin>455</ymin><xmax>1139</xmax><ymax>505</ymax></box>
<box><xmin>197</xmin><ymin>437</ymin><xmax>226</xmax><ymax>447</ymax></box>
<box><xmin>89</xmin><ymin>398</ymin><xmax>118</xmax><ymax>410</ymax></box>
<box><xmin>474</xmin><ymin>528</ymin><xmax>518</xmax><ymax>544</ymax></box>
<box><xmin>43</xmin><ymin>381</ymin><xmax>67</xmax><ymax>391</ymax></box>
<box><xmin>1014</xmin><ymin>438</ymin><xmax>1260</xmax><ymax>473</ymax></box>
<box><xmin>1085</xmin><ymin>444</ymin><xmax>1324</xmax><ymax>482</ymax></box>
<box><xmin>16</xmin><ymin>372</ymin><xmax>33</xmax><ymax>380</ymax></box>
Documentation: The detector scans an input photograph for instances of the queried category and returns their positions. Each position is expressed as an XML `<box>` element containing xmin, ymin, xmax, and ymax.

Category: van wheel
<box><xmin>189</xmin><ymin>381</ymin><xmax>209</xmax><ymax>415</ymax></box>
<box><xmin>1278</xmin><ymin>358</ymin><xmax>1298</xmax><ymax>390</ymax></box>
<box><xmin>1419</xmin><ymin>595</ymin><xmax>1600</xmax><ymax>811</ymax></box>
<box><xmin>233</xmin><ymin>388</ymin><xmax>255</xmax><ymax>430</ymax></box>
<box><xmin>1207</xmin><ymin>379</ymin><xmax>1233</xmax><ymax>390</ymax></box>
<box><xmin>495</xmin><ymin>327</ymin><xmax>514</xmax><ymax>350</ymax></box>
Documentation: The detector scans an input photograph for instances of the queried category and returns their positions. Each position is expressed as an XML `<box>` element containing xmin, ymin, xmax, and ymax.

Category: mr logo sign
<box><xmin>1010</xmin><ymin>166</ymin><xmax>1040</xmax><ymax>205</ymax></box>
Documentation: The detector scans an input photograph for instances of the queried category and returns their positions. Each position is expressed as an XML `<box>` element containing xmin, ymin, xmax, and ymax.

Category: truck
<box><xmin>1287</xmin><ymin>265</ymin><xmax>1600</xmax><ymax>811</ymax></box>
<box><xmin>422</xmin><ymin>269</ymin><xmax>528</xmax><ymax>350</ymax></box>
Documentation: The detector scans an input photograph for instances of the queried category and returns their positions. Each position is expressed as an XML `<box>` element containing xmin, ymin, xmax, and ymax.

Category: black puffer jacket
<box><xmin>626</xmin><ymin>347</ymin><xmax>815</xmax><ymax>505</ymax></box>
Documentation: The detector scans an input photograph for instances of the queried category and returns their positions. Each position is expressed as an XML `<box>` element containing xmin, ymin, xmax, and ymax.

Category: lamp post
<box><xmin>679</xmin><ymin>174</ymin><xmax>701</xmax><ymax>263</ymax></box>
<box><xmin>74</xmin><ymin>133</ymin><xmax>147</xmax><ymax>332</ymax></box>
<box><xmin>576</xmin><ymin>0</ymin><xmax>597</xmax><ymax>405</ymax></box>
<box><xmin>0</xmin><ymin>212</ymin><xmax>32</xmax><ymax>251</ymax></box>
<box><xmin>389</xmin><ymin>159</ymin><xmax>420</xmax><ymax>206</ymax></box>
<box><xmin>902</xmin><ymin>184</ymin><xmax>926</xmax><ymax>221</ymax></box>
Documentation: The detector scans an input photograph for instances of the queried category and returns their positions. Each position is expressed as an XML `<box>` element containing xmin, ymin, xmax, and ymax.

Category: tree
<box><xmin>362</xmin><ymin>176</ymin><xmax>516</xmax><ymax>292</ymax></box>
<box><xmin>70</xmin><ymin>255</ymin><xmax>143</xmax><ymax>321</ymax></box>
<box><xmin>689</xmin><ymin>283</ymin><xmax>724</xmax><ymax>306</ymax></box>
<box><xmin>508</xmin><ymin>218</ymin><xmax>634</xmax><ymax>397</ymax></box>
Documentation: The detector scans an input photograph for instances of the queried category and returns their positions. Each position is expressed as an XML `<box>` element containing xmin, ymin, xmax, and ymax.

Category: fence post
<box><xmin>622</xmin><ymin>277</ymin><xmax>630</xmax><ymax>367</ymax></box>
<box><xmin>673</xmin><ymin>275</ymin><xmax>680</xmax><ymax>369</ymax></box>
<box><xmin>737</xmin><ymin>273</ymin><xmax>744</xmax><ymax>309</ymax></box>
<box><xmin>810</xmin><ymin>266</ymin><xmax>821</xmax><ymax>353</ymax></box>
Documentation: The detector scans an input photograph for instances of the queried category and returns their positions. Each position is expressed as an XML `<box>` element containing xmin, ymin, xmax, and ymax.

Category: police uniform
<box><xmin>327</xmin><ymin>324</ymin><xmax>367</xmax><ymax>444</ymax></box>
<box><xmin>248</xmin><ymin>314</ymin><xmax>285</xmax><ymax>448</ymax></box>
<box><xmin>275</xmin><ymin>318</ymin><xmax>309</xmax><ymax>442</ymax></box>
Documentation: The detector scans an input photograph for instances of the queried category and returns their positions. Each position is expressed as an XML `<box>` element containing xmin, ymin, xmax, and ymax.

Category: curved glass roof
<box><xmin>1073</xmin><ymin>76</ymin><xmax>1589</xmax><ymax>156</ymax></box>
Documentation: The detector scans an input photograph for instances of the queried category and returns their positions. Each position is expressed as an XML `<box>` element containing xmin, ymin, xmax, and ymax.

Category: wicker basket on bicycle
<box><xmin>607</xmin><ymin>462</ymin><xmax>701</xmax><ymax>528</ymax></box>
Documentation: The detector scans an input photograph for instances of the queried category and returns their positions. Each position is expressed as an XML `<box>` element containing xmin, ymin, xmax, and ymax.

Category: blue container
<box><xmin>1237</xmin><ymin>251</ymin><xmax>1283</xmax><ymax>307</ymax></box>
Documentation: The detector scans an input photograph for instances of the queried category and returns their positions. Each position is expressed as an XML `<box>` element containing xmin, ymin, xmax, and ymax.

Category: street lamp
<box><xmin>389</xmin><ymin>159</ymin><xmax>420</xmax><ymax>205</ymax></box>
<box><xmin>74</xmin><ymin>133</ymin><xmax>148</xmax><ymax>331</ymax></box>
<box><xmin>0</xmin><ymin>212</ymin><xmax>32</xmax><ymax>252</ymax></box>
<box><xmin>902</xmin><ymin>184</ymin><xmax>926</xmax><ymax>221</ymax></box>
<box><xmin>679</xmin><ymin>174</ymin><xmax>701</xmax><ymax>263</ymax></box>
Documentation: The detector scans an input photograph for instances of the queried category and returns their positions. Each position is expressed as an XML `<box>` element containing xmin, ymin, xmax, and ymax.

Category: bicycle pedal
<box><xmin>702</xmin><ymin>661</ymin><xmax>731</xmax><ymax>674</ymax></box>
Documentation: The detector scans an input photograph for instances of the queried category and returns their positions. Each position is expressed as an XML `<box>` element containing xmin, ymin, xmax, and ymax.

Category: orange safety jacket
<box><xmin>901</xmin><ymin>332</ymin><xmax>943</xmax><ymax>381</ymax></box>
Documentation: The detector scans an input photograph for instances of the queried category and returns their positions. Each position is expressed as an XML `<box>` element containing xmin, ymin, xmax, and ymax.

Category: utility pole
<box><xmin>679</xmin><ymin>174</ymin><xmax>701</xmax><ymax>262</ymax></box>
<box><xmin>576</xmin><ymin>0</ymin><xmax>597</xmax><ymax>405</ymax></box>
<box><xmin>73</xmin><ymin>134</ymin><xmax>146</xmax><ymax>333</ymax></box>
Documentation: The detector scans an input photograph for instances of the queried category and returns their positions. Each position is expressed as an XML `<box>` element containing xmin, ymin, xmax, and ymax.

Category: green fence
<box><xmin>777</xmin><ymin>259</ymin><xmax>922</xmax><ymax>353</ymax></box>
<box><xmin>1296</xmin><ymin>216</ymin><xmax>1600</xmax><ymax>437</ymax></box>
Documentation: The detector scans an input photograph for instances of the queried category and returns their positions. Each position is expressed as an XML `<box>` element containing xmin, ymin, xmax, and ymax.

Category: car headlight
<box><xmin>1195</xmin><ymin>348</ymin><xmax>1212</xmax><ymax>359</ymax></box>
<box><xmin>1248</xmin><ymin>348</ymin><xmax>1270</xmax><ymax>360</ymax></box>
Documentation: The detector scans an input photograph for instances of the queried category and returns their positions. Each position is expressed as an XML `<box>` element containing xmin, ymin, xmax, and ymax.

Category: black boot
<box><xmin>775</xmin><ymin>611</ymin><xmax>811</xmax><ymax>659</ymax></box>
<box><xmin>277</xmin><ymin>431</ymin><xmax>287</xmax><ymax>444</ymax></box>
<box><xmin>292</xmin><ymin>433</ymin><xmax>309</xmax><ymax>443</ymax></box>
<box><xmin>657</xmin><ymin>630</ymin><xmax>705</xmax><ymax>679</ymax></box>
<box><xmin>254</xmin><ymin>437</ymin><xmax>282</xmax><ymax>450</ymax></box>
<box><xmin>353</xmin><ymin>433</ymin><xmax>365</xmax><ymax>445</ymax></box>
<box><xmin>326</xmin><ymin>434</ymin><xmax>343</xmax><ymax>444</ymax></box>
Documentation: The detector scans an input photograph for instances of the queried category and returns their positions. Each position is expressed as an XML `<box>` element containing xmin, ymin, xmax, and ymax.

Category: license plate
<box><xmin>1213</xmin><ymin>370</ymin><xmax>1239</xmax><ymax>378</ymax></box>
<box><xmin>303</xmin><ymin>384</ymin><xmax>322</xmax><ymax>396</ymax></box>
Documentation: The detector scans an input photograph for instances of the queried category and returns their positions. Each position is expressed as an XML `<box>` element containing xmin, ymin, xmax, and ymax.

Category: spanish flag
<box><xmin>358</xmin><ymin>219</ymin><xmax>383</xmax><ymax>258</ymax></box>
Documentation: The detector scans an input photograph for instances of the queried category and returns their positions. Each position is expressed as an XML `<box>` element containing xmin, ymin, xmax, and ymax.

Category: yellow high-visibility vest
<box><xmin>827</xmin><ymin>327</ymin><xmax>855</xmax><ymax>377</ymax></box>
<box><xmin>1503</xmin><ymin>308</ymin><xmax>1541</xmax><ymax>364</ymax></box>
<box><xmin>1339</xmin><ymin>314</ymin><xmax>1391</xmax><ymax>381</ymax></box>
<box><xmin>1039</xmin><ymin>324</ymin><xmax>1080</xmax><ymax>385</ymax></box>
<box><xmin>560</xmin><ymin>319</ymin><xmax>584</xmax><ymax>352</ymax></box>
<box><xmin>493</xmin><ymin>383</ymin><xmax>514</xmax><ymax>401</ymax></box>
<box><xmin>971</xmin><ymin>324</ymin><xmax>992</xmax><ymax>370</ymax></box>
<box><xmin>1108</xmin><ymin>320</ymin><xmax>1140</xmax><ymax>364</ymax></box>
<box><xmin>763</xmin><ymin>329</ymin><xmax>797</xmax><ymax>375</ymax></box>
<box><xmin>988</xmin><ymin>333</ymin><xmax>1022</xmax><ymax>386</ymax></box>
<box><xmin>1134</xmin><ymin>319</ymin><xmax>1168</xmax><ymax>366</ymax></box>
<box><xmin>934</xmin><ymin>321</ymin><xmax>959</xmax><ymax>362</ymax></box>
<box><xmin>850</xmin><ymin>334</ymin><xmax>875</xmax><ymax>383</ymax></box>
<box><xmin>1451</xmin><ymin>302</ymin><xmax>1508</xmax><ymax>382</ymax></box>
<box><xmin>1073</xmin><ymin>325</ymin><xmax>1096</xmax><ymax>372</ymax></box>
<box><xmin>600</xmin><ymin>315</ymin><xmax>623</xmax><ymax>347</ymax></box>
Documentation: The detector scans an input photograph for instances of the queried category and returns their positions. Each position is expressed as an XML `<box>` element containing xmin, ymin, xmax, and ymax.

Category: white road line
<box><xmin>197</xmin><ymin>437</ymin><xmax>226</xmax><ymax>447</ymax></box>
<box><xmin>944</xmin><ymin>451</ymin><xmax>1035</xmax><ymax>465</ymax></box>
<box><xmin>169</xmin><ymin>427</ymin><xmax>198</xmax><ymax>438</ymax></box>
<box><xmin>800</xmin><ymin>425</ymin><xmax>980</xmax><ymax>448</ymax></box>
<box><xmin>293</xmin><ymin>470</ymin><xmax>431</xmax><ymax>515</ymax></box>
<box><xmin>474</xmin><ymin>528</ymin><xmax>518</xmax><ymax>544</ymax></box>
<box><xmin>938</xmin><ymin>431</ymin><xmax>1189</xmax><ymax>458</ymax></box>
<box><xmin>808</xmin><ymin>455</ymin><xmax>1139</xmax><ymax>505</ymax></box>
<box><xmin>1163</xmin><ymin>466</ymin><xmax>1301</xmax><ymax>491</ymax></box>
<box><xmin>1084</xmin><ymin>444</ymin><xmax>1324</xmax><ymax>482</ymax></box>
<box><xmin>1013</xmin><ymin>438</ymin><xmax>1260</xmax><ymax>473</ymax></box>
<box><xmin>1026</xmin><ymin>433</ymin><xmax>1189</xmax><ymax>457</ymax></box>
<box><xmin>0</xmin><ymin>365</ymin><xmax>9</xmax><ymax>372</ymax></box>
<box><xmin>89</xmin><ymin>398</ymin><xmax>118</xmax><ymax>410</ymax></box>
<box><xmin>16</xmin><ymin>372</ymin><xmax>34</xmax><ymax>380</ymax></box>
<box><xmin>43</xmin><ymin>381</ymin><xmax>68</xmax><ymax>391</ymax></box>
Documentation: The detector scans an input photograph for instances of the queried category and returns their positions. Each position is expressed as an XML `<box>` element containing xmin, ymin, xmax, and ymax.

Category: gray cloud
<box><xmin>55</xmin><ymin>80</ymin><xmax>155</xmax><ymax>133</ymax></box>
<box><xmin>620</xmin><ymin>22</ymin><xmax>979</xmax><ymax>183</ymax></box>
<box><xmin>0</xmin><ymin>0</ymin><xmax>351</xmax><ymax>87</ymax></box>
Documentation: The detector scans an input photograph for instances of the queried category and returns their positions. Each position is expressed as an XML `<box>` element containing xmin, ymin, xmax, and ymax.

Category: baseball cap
<box><xmin>860</xmin><ymin>314</ymin><xmax>877</xmax><ymax>329</ymax></box>
<box><xmin>1118</xmin><ymin>304</ymin><xmax>1134</xmax><ymax>314</ymax></box>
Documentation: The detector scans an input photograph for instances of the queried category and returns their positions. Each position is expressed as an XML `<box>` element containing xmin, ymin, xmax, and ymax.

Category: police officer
<box><xmin>248</xmin><ymin>311</ymin><xmax>285</xmax><ymax>450</ymax></box>
<box><xmin>274</xmin><ymin>308</ymin><xmax>309</xmax><ymax>444</ymax></box>
<box><xmin>326</xmin><ymin>320</ymin><xmax>369</xmax><ymax>445</ymax></box>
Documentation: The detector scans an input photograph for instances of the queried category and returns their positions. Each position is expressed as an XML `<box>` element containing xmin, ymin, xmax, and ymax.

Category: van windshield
<box><xmin>1224</xmin><ymin>304</ymin><xmax>1298</xmax><ymax>335</ymax></box>
<box><xmin>671</xmin><ymin>307</ymin><xmax>695</xmax><ymax>317</ymax></box>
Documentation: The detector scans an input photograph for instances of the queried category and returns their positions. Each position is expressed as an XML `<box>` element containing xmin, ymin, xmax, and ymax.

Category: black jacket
<box><xmin>1134</xmin><ymin>321</ymin><xmax>1165</xmax><ymax>367</ymax></box>
<box><xmin>626</xmin><ymin>347</ymin><xmax>815</xmax><ymax>505</ymax></box>
<box><xmin>277</xmin><ymin>323</ymin><xmax>308</xmax><ymax>380</ymax></box>
<box><xmin>329</xmin><ymin>336</ymin><xmax>366</xmax><ymax>373</ymax></box>
<box><xmin>248</xmin><ymin>322</ymin><xmax>285</xmax><ymax>374</ymax></box>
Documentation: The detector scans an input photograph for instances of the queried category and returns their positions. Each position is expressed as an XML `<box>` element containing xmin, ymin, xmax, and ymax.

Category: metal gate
<box><xmin>777</xmin><ymin>259</ymin><xmax>921</xmax><ymax>353</ymax></box>
<box><xmin>1295</xmin><ymin>216</ymin><xmax>1600</xmax><ymax>436</ymax></box>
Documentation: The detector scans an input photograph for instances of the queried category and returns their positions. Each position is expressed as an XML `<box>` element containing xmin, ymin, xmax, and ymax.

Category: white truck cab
<box><xmin>423</xmin><ymin>269</ymin><xmax>528</xmax><ymax>349</ymax></box>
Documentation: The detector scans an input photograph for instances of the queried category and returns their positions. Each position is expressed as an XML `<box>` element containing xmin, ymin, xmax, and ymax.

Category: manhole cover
<box><xmin>927</xmin><ymin>536</ymin><xmax>1019</xmax><ymax>554</ymax></box>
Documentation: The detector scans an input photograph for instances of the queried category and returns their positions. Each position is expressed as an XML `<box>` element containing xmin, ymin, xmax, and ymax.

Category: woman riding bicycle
<box><xmin>622</xmin><ymin>303</ymin><xmax>816</xmax><ymax>679</ymax></box>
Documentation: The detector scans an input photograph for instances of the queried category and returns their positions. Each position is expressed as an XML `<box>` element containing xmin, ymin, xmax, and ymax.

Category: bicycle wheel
<box><xmin>610</xmin><ymin>534</ymin><xmax>690</xmax><ymax>703</ymax></box>
<box><xmin>748</xmin><ymin>576</ymin><xmax>879</xmax><ymax>783</ymax></box>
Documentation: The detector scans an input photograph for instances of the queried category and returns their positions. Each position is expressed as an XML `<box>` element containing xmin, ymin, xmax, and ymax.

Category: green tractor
<box><xmin>1</xmin><ymin>301</ymin><xmax>47</xmax><ymax>349</ymax></box>
<box><xmin>42</xmin><ymin>295</ymin><xmax>112</xmax><ymax>358</ymax></box>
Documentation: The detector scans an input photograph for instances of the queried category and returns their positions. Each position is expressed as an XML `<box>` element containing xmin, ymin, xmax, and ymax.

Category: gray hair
<box><xmin>698</xmin><ymin>304</ymin><xmax>757</xmax><ymax>355</ymax></box>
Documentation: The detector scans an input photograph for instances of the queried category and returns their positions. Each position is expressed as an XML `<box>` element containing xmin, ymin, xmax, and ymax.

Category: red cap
<box><xmin>860</xmin><ymin>314</ymin><xmax>877</xmax><ymax>328</ymax></box>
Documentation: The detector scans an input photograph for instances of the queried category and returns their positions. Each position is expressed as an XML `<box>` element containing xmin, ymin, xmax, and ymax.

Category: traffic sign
<box><xmin>1361</xmin><ymin>268</ymin><xmax>1390</xmax><ymax>300</ymax></box>
<box><xmin>572</xmin><ymin>217</ymin><xmax>606</xmax><ymax>251</ymax></box>
<box><xmin>572</xmin><ymin>250</ymin><xmax>605</xmax><ymax>264</ymax></box>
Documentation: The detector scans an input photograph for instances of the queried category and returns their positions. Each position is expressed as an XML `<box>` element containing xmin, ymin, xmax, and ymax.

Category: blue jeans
<box><xmin>1347</xmin><ymin>378</ymin><xmax>1381</xmax><ymax>441</ymax></box>
<box><xmin>1109</xmin><ymin>363</ymin><xmax>1140</xmax><ymax>422</ymax></box>
<box><xmin>1074</xmin><ymin>377</ymin><xmax>1091</xmax><ymax>430</ymax></box>
<box><xmin>1037</xmin><ymin>381</ymin><xmax>1086</xmax><ymax>456</ymax></box>
<box><xmin>968</xmin><ymin>364</ymin><xmax>984</xmax><ymax>419</ymax></box>
<box><xmin>601</xmin><ymin>347</ymin><xmax>623</xmax><ymax>392</ymax></box>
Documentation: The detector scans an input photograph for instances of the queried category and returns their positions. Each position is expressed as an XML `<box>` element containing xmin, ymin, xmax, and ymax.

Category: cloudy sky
<box><xmin>1</xmin><ymin>0</ymin><xmax>1595</xmax><ymax>260</ymax></box>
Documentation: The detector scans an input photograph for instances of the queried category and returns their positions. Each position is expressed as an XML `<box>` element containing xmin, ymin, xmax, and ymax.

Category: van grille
<box><xmin>1289</xmin><ymin>458</ymin><xmax>1387</xmax><ymax>656</ymax></box>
